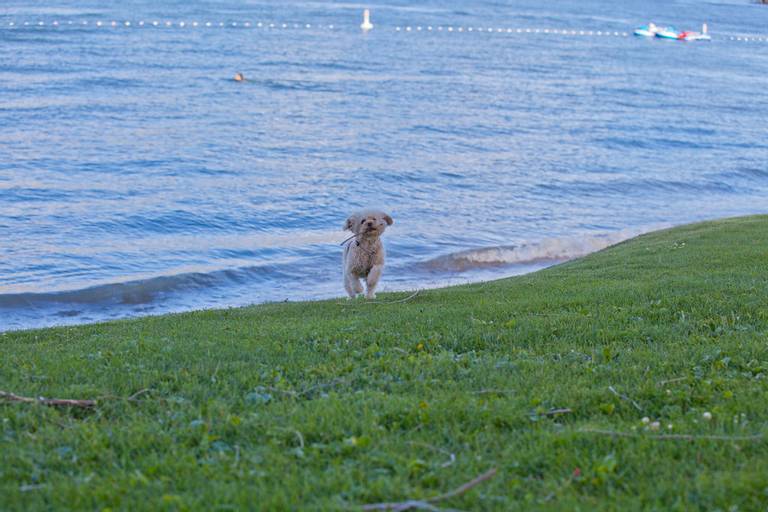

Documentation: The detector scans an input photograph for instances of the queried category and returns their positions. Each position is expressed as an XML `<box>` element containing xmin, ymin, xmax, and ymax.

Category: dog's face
<box><xmin>344</xmin><ymin>210</ymin><xmax>393</xmax><ymax>237</ymax></box>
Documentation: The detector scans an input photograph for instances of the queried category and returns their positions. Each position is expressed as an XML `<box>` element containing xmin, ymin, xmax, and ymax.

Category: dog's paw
<box><xmin>365</xmin><ymin>292</ymin><xmax>376</xmax><ymax>300</ymax></box>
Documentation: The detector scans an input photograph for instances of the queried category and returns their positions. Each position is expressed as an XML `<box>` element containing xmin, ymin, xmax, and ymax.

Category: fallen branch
<box><xmin>363</xmin><ymin>502</ymin><xmax>453</xmax><ymax>512</ymax></box>
<box><xmin>127</xmin><ymin>388</ymin><xmax>153</xmax><ymax>401</ymax></box>
<box><xmin>259</xmin><ymin>378</ymin><xmax>346</xmax><ymax>400</ymax></box>
<box><xmin>96</xmin><ymin>388</ymin><xmax>155</xmax><ymax>403</ymax></box>
<box><xmin>0</xmin><ymin>391</ymin><xmax>95</xmax><ymax>409</ymax></box>
<box><xmin>579</xmin><ymin>428</ymin><xmax>763</xmax><ymax>442</ymax></box>
<box><xmin>232</xmin><ymin>444</ymin><xmax>241</xmax><ymax>469</ymax></box>
<box><xmin>338</xmin><ymin>290</ymin><xmax>421</xmax><ymax>306</ymax></box>
<box><xmin>299</xmin><ymin>378</ymin><xmax>346</xmax><ymax>397</ymax></box>
<box><xmin>657</xmin><ymin>376</ymin><xmax>687</xmax><ymax>387</ymax></box>
<box><xmin>259</xmin><ymin>386</ymin><xmax>299</xmax><ymax>399</ymax></box>
<box><xmin>608</xmin><ymin>385</ymin><xmax>642</xmax><ymax>412</ymax></box>
<box><xmin>369</xmin><ymin>290</ymin><xmax>421</xmax><ymax>305</ymax></box>
<box><xmin>407</xmin><ymin>441</ymin><xmax>457</xmax><ymax>468</ymax></box>
<box><xmin>361</xmin><ymin>468</ymin><xmax>497</xmax><ymax>511</ymax></box>
<box><xmin>543</xmin><ymin>408</ymin><xmax>573</xmax><ymax>417</ymax></box>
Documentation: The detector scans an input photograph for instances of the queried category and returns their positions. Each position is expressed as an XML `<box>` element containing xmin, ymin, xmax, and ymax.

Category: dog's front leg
<box><xmin>345</xmin><ymin>272</ymin><xmax>363</xmax><ymax>298</ymax></box>
<box><xmin>365</xmin><ymin>264</ymin><xmax>383</xmax><ymax>299</ymax></box>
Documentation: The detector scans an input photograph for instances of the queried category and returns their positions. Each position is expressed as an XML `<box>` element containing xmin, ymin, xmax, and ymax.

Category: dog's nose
<box><xmin>367</xmin><ymin>221</ymin><xmax>373</xmax><ymax>227</ymax></box>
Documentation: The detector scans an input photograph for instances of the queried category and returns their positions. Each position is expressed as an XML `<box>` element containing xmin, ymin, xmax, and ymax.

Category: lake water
<box><xmin>1</xmin><ymin>0</ymin><xmax>767</xmax><ymax>331</ymax></box>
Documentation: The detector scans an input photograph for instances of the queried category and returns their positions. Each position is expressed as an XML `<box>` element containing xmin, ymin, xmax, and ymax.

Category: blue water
<box><xmin>1</xmin><ymin>0</ymin><xmax>767</xmax><ymax>332</ymax></box>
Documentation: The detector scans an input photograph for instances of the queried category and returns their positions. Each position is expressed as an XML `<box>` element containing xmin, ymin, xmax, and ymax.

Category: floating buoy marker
<box><xmin>361</xmin><ymin>9</ymin><xmax>373</xmax><ymax>31</ymax></box>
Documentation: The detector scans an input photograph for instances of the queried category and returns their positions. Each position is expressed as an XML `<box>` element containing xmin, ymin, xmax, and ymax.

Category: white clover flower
<box><xmin>703</xmin><ymin>411</ymin><xmax>713</xmax><ymax>421</ymax></box>
<box><xmin>650</xmin><ymin>421</ymin><xmax>660</xmax><ymax>431</ymax></box>
<box><xmin>641</xmin><ymin>416</ymin><xmax>650</xmax><ymax>424</ymax></box>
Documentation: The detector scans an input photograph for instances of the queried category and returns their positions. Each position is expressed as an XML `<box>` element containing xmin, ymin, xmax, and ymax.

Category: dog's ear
<box><xmin>344</xmin><ymin>215</ymin><xmax>356</xmax><ymax>231</ymax></box>
<box><xmin>383</xmin><ymin>214</ymin><xmax>393</xmax><ymax>226</ymax></box>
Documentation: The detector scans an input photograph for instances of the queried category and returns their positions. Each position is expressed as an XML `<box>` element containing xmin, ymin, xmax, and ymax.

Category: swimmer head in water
<box><xmin>234</xmin><ymin>73</ymin><xmax>245</xmax><ymax>82</ymax></box>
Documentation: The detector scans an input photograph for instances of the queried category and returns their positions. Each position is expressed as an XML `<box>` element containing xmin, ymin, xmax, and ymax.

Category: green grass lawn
<box><xmin>2</xmin><ymin>215</ymin><xmax>768</xmax><ymax>511</ymax></box>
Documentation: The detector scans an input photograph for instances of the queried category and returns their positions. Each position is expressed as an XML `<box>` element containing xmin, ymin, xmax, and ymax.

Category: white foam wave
<box><xmin>421</xmin><ymin>227</ymin><xmax>662</xmax><ymax>272</ymax></box>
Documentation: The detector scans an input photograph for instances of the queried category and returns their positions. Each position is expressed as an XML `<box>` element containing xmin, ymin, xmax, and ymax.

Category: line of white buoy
<box><xmin>726</xmin><ymin>35</ymin><xmax>768</xmax><ymax>42</ymax></box>
<box><xmin>394</xmin><ymin>26</ymin><xmax>631</xmax><ymax>37</ymax></box>
<box><xmin>392</xmin><ymin>25</ymin><xmax>768</xmax><ymax>42</ymax></box>
<box><xmin>3</xmin><ymin>9</ymin><xmax>768</xmax><ymax>44</ymax></box>
<box><xmin>2</xmin><ymin>20</ymin><xmax>337</xmax><ymax>30</ymax></box>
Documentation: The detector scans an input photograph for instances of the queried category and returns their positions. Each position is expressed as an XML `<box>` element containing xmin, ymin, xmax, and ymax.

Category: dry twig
<box><xmin>127</xmin><ymin>388</ymin><xmax>153</xmax><ymax>401</ymax></box>
<box><xmin>2</xmin><ymin>388</ymin><xmax>158</xmax><ymax>409</ymax></box>
<box><xmin>260</xmin><ymin>378</ymin><xmax>346</xmax><ymax>400</ymax></box>
<box><xmin>579</xmin><ymin>428</ymin><xmax>763</xmax><ymax>442</ymax></box>
<box><xmin>543</xmin><ymin>408</ymin><xmax>573</xmax><ymax>417</ymax></box>
<box><xmin>1</xmin><ymin>390</ymin><xmax>95</xmax><ymax>409</ymax></box>
<box><xmin>407</xmin><ymin>441</ymin><xmax>457</xmax><ymax>468</ymax></box>
<box><xmin>338</xmin><ymin>290</ymin><xmax>421</xmax><ymax>306</ymax></box>
<box><xmin>657</xmin><ymin>376</ymin><xmax>687</xmax><ymax>387</ymax></box>
<box><xmin>232</xmin><ymin>444</ymin><xmax>241</xmax><ymax>469</ymax></box>
<box><xmin>369</xmin><ymin>290</ymin><xmax>421</xmax><ymax>305</ymax></box>
<box><xmin>360</xmin><ymin>468</ymin><xmax>497</xmax><ymax>511</ymax></box>
<box><xmin>299</xmin><ymin>378</ymin><xmax>346</xmax><ymax>397</ymax></box>
<box><xmin>608</xmin><ymin>385</ymin><xmax>642</xmax><ymax>412</ymax></box>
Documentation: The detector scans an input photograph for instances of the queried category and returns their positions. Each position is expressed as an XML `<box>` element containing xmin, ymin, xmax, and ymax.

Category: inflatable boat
<box><xmin>633</xmin><ymin>23</ymin><xmax>659</xmax><ymax>37</ymax></box>
<box><xmin>634</xmin><ymin>22</ymin><xmax>711</xmax><ymax>42</ymax></box>
<box><xmin>680</xmin><ymin>24</ymin><xmax>711</xmax><ymax>41</ymax></box>
<box><xmin>655</xmin><ymin>26</ymin><xmax>682</xmax><ymax>39</ymax></box>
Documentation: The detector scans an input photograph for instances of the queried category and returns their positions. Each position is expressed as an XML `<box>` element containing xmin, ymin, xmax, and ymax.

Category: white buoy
<box><xmin>702</xmin><ymin>23</ymin><xmax>708</xmax><ymax>35</ymax></box>
<box><xmin>361</xmin><ymin>8</ymin><xmax>373</xmax><ymax>31</ymax></box>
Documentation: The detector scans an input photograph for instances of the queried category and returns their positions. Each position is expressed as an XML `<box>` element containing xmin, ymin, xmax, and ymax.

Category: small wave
<box><xmin>0</xmin><ymin>264</ymin><xmax>286</xmax><ymax>310</ymax></box>
<box><xmin>594</xmin><ymin>135</ymin><xmax>716</xmax><ymax>151</ymax></box>
<box><xmin>420</xmin><ymin>229</ymin><xmax>652</xmax><ymax>273</ymax></box>
<box><xmin>260</xmin><ymin>79</ymin><xmax>341</xmax><ymax>94</ymax></box>
<box><xmin>534</xmin><ymin>177</ymin><xmax>736</xmax><ymax>198</ymax></box>
<box><xmin>733</xmin><ymin>167</ymin><xmax>768</xmax><ymax>179</ymax></box>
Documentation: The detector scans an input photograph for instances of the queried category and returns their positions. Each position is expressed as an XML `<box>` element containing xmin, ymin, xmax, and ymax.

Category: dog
<box><xmin>342</xmin><ymin>210</ymin><xmax>393</xmax><ymax>299</ymax></box>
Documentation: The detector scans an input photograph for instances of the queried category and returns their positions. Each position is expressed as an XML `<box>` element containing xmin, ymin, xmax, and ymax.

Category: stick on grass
<box><xmin>1</xmin><ymin>391</ymin><xmax>96</xmax><ymax>409</ymax></box>
<box><xmin>608</xmin><ymin>385</ymin><xmax>642</xmax><ymax>412</ymax></box>
<box><xmin>338</xmin><ymin>290</ymin><xmax>421</xmax><ymax>306</ymax></box>
<box><xmin>579</xmin><ymin>428</ymin><xmax>763</xmax><ymax>442</ymax></box>
<box><xmin>407</xmin><ymin>441</ymin><xmax>457</xmax><ymax>468</ymax></box>
<box><xmin>361</xmin><ymin>468</ymin><xmax>497</xmax><ymax>511</ymax></box>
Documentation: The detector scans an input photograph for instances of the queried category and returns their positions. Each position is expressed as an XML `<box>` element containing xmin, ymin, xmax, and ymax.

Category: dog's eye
<box><xmin>361</xmin><ymin>219</ymin><xmax>366</xmax><ymax>224</ymax></box>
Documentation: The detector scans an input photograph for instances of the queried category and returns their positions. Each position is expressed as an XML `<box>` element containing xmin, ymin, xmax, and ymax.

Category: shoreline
<box><xmin>1</xmin><ymin>223</ymin><xmax>669</xmax><ymax>333</ymax></box>
<box><xmin>0</xmin><ymin>215</ymin><xmax>747</xmax><ymax>334</ymax></box>
<box><xmin>0</xmin><ymin>214</ymin><xmax>754</xmax><ymax>336</ymax></box>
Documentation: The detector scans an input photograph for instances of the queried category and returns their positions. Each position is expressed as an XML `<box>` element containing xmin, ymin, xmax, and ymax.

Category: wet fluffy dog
<box><xmin>342</xmin><ymin>210</ymin><xmax>393</xmax><ymax>299</ymax></box>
